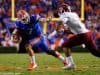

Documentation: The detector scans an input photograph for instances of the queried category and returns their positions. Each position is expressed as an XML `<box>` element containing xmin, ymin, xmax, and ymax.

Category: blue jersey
<box><xmin>16</xmin><ymin>14</ymin><xmax>49</xmax><ymax>52</ymax></box>
<box><xmin>16</xmin><ymin>15</ymin><xmax>43</xmax><ymax>40</ymax></box>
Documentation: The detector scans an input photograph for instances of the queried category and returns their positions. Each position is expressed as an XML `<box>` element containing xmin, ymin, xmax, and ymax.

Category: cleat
<box><xmin>63</xmin><ymin>60</ymin><xmax>68</xmax><ymax>66</ymax></box>
<box><xmin>62</xmin><ymin>63</ymin><xmax>76</xmax><ymax>70</ymax></box>
<box><xmin>63</xmin><ymin>59</ymin><xmax>68</xmax><ymax>66</ymax></box>
<box><xmin>28</xmin><ymin>63</ymin><xmax>37</xmax><ymax>70</ymax></box>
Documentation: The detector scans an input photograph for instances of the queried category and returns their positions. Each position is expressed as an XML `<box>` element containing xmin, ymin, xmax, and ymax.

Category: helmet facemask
<box><xmin>17</xmin><ymin>10</ymin><xmax>30</xmax><ymax>24</ymax></box>
<box><xmin>58</xmin><ymin>4</ymin><xmax>71</xmax><ymax>16</ymax></box>
<box><xmin>21</xmin><ymin>13</ymin><xmax>30</xmax><ymax>24</ymax></box>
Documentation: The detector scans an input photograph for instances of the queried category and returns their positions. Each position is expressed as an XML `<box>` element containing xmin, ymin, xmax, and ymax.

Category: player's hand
<box><xmin>47</xmin><ymin>17</ymin><xmax>52</xmax><ymax>22</ymax></box>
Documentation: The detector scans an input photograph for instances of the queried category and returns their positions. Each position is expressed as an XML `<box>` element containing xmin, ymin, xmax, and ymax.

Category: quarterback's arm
<box><xmin>39</xmin><ymin>17</ymin><xmax>51</xmax><ymax>22</ymax></box>
<box><xmin>33</xmin><ymin>14</ymin><xmax>51</xmax><ymax>22</ymax></box>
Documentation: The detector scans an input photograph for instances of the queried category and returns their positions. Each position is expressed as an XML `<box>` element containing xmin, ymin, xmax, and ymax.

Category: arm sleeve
<box><xmin>36</xmin><ymin>24</ymin><xmax>43</xmax><ymax>36</ymax></box>
<box><xmin>60</xmin><ymin>17</ymin><xmax>68</xmax><ymax>24</ymax></box>
<box><xmin>15</xmin><ymin>21</ymin><xmax>20</xmax><ymax>30</ymax></box>
<box><xmin>31</xmin><ymin>14</ymin><xmax>41</xmax><ymax>21</ymax></box>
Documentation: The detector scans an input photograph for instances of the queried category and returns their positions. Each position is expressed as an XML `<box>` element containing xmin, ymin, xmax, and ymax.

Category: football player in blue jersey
<box><xmin>11</xmin><ymin>10</ymin><xmax>67</xmax><ymax>70</ymax></box>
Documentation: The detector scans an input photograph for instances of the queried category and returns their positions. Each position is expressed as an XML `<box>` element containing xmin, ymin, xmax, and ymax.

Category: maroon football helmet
<box><xmin>58</xmin><ymin>3</ymin><xmax>71</xmax><ymax>14</ymax></box>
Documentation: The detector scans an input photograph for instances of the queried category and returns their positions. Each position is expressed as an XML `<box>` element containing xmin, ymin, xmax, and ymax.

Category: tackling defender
<box><xmin>56</xmin><ymin>3</ymin><xmax>100</xmax><ymax>69</ymax></box>
<box><xmin>47</xmin><ymin>22</ymin><xmax>76</xmax><ymax>69</ymax></box>
<box><xmin>11</xmin><ymin>10</ymin><xmax>67</xmax><ymax>70</ymax></box>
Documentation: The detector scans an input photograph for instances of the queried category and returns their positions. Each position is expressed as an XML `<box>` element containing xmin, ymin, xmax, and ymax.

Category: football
<box><xmin>11</xmin><ymin>34</ymin><xmax>21</xmax><ymax>43</ymax></box>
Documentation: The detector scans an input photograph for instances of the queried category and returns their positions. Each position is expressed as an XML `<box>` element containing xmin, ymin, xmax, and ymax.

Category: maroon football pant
<box><xmin>62</xmin><ymin>32</ymin><xmax>100</xmax><ymax>57</ymax></box>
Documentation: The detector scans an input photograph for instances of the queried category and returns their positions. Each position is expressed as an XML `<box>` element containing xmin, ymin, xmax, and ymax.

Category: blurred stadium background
<box><xmin>0</xmin><ymin>0</ymin><xmax>100</xmax><ymax>53</ymax></box>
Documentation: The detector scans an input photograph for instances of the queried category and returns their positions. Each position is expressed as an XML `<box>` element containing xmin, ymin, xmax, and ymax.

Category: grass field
<box><xmin>0</xmin><ymin>53</ymin><xmax>100</xmax><ymax>75</ymax></box>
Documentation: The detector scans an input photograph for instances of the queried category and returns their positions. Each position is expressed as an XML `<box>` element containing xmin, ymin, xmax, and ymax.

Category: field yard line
<box><xmin>0</xmin><ymin>65</ymin><xmax>100</xmax><ymax>71</ymax></box>
<box><xmin>0</xmin><ymin>72</ymin><xmax>21</xmax><ymax>75</ymax></box>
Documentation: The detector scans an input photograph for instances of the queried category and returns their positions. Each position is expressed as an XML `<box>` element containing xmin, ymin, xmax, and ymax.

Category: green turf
<box><xmin>0</xmin><ymin>53</ymin><xmax>100</xmax><ymax>75</ymax></box>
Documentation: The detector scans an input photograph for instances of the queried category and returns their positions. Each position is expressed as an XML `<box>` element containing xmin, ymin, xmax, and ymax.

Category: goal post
<box><xmin>11</xmin><ymin>0</ymin><xmax>85</xmax><ymax>34</ymax></box>
<box><xmin>11</xmin><ymin>0</ymin><xmax>17</xmax><ymax>21</ymax></box>
<box><xmin>81</xmin><ymin>0</ymin><xmax>85</xmax><ymax>21</ymax></box>
<box><xmin>11</xmin><ymin>0</ymin><xmax>85</xmax><ymax>21</ymax></box>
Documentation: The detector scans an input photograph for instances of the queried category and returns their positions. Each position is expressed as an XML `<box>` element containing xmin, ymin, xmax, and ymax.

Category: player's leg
<box><xmin>63</xmin><ymin>47</ymin><xmax>76</xmax><ymax>69</ymax></box>
<box><xmin>83</xmin><ymin>32</ymin><xmax>100</xmax><ymax>57</ymax></box>
<box><xmin>54</xmin><ymin>37</ymin><xmax>76</xmax><ymax>69</ymax></box>
<box><xmin>25</xmin><ymin>44</ymin><xmax>37</xmax><ymax>70</ymax></box>
<box><xmin>95</xmin><ymin>38</ymin><xmax>100</xmax><ymax>50</ymax></box>
<box><xmin>39</xmin><ymin>38</ymin><xmax>67</xmax><ymax>65</ymax></box>
<box><xmin>62</xmin><ymin>34</ymin><xmax>83</xmax><ymax>48</ymax></box>
<box><xmin>62</xmin><ymin>34</ymin><xmax>84</xmax><ymax>69</ymax></box>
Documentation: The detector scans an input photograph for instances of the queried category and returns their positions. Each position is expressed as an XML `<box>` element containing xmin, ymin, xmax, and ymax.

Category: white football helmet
<box><xmin>17</xmin><ymin>10</ymin><xmax>30</xmax><ymax>24</ymax></box>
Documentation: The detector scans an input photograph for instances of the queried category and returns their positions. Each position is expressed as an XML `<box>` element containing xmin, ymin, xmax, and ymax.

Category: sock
<box><xmin>58</xmin><ymin>55</ymin><xmax>65</xmax><ymax>62</ymax></box>
<box><xmin>30</xmin><ymin>56</ymin><xmax>36</xmax><ymax>64</ymax></box>
<box><xmin>66</xmin><ymin>56</ymin><xmax>75</xmax><ymax>65</ymax></box>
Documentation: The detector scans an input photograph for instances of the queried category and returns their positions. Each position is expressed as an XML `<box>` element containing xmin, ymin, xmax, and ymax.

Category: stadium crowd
<box><xmin>0</xmin><ymin>0</ymin><xmax>100</xmax><ymax>47</ymax></box>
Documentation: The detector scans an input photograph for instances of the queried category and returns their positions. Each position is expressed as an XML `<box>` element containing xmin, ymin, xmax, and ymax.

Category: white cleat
<box><xmin>62</xmin><ymin>64</ymin><xmax>76</xmax><ymax>70</ymax></box>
